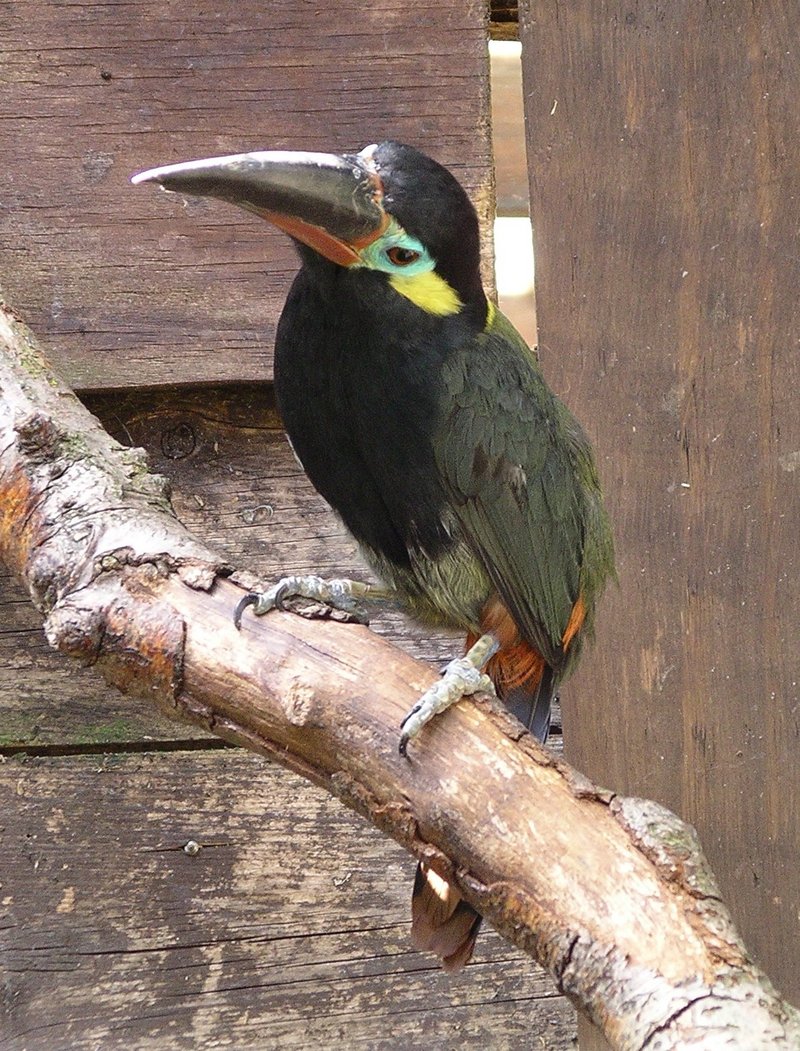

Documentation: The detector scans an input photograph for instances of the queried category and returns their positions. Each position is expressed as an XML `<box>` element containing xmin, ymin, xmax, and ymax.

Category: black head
<box><xmin>364</xmin><ymin>141</ymin><xmax>486</xmax><ymax>309</ymax></box>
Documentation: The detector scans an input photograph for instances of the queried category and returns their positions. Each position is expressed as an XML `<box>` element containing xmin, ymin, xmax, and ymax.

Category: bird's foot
<box><xmin>399</xmin><ymin>633</ymin><xmax>499</xmax><ymax>757</ymax></box>
<box><xmin>234</xmin><ymin>575</ymin><xmax>374</xmax><ymax>628</ymax></box>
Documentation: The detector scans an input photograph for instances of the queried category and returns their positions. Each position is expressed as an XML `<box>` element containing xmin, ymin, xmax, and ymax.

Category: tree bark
<box><xmin>1</xmin><ymin>293</ymin><xmax>798</xmax><ymax>1050</ymax></box>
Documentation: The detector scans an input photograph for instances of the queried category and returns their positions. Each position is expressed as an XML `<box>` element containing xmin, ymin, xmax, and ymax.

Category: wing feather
<box><xmin>436</xmin><ymin>312</ymin><xmax>607</xmax><ymax>670</ymax></box>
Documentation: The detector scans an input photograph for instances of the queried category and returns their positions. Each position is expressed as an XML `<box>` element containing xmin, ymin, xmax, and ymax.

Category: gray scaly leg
<box><xmin>233</xmin><ymin>575</ymin><xmax>392</xmax><ymax>629</ymax></box>
<box><xmin>399</xmin><ymin>633</ymin><xmax>499</xmax><ymax>757</ymax></box>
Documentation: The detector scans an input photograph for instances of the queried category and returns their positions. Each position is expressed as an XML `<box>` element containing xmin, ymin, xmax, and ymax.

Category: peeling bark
<box><xmin>1</xmin><ymin>294</ymin><xmax>798</xmax><ymax>1049</ymax></box>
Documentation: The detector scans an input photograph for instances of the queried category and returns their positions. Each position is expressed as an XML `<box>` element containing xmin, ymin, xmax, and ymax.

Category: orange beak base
<box><xmin>132</xmin><ymin>148</ymin><xmax>389</xmax><ymax>266</ymax></box>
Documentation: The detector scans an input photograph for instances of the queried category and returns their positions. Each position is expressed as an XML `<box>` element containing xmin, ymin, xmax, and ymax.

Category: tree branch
<box><xmin>1</xmin><ymin>292</ymin><xmax>797</xmax><ymax>1049</ymax></box>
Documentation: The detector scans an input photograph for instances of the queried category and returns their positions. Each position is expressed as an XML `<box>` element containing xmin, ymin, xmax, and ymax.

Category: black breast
<box><xmin>274</xmin><ymin>259</ymin><xmax>472</xmax><ymax>568</ymax></box>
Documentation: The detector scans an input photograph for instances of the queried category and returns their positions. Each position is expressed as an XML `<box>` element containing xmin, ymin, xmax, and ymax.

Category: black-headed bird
<box><xmin>133</xmin><ymin>142</ymin><xmax>615</xmax><ymax>970</ymax></box>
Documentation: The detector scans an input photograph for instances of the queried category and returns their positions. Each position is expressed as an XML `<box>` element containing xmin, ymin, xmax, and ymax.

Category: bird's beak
<box><xmin>131</xmin><ymin>148</ymin><xmax>389</xmax><ymax>267</ymax></box>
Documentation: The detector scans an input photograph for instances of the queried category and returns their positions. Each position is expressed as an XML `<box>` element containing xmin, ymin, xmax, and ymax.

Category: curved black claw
<box><xmin>233</xmin><ymin>592</ymin><xmax>260</xmax><ymax>630</ymax></box>
<box><xmin>397</xmin><ymin>637</ymin><xmax>498</xmax><ymax>759</ymax></box>
<box><xmin>398</xmin><ymin>703</ymin><xmax>422</xmax><ymax>758</ymax></box>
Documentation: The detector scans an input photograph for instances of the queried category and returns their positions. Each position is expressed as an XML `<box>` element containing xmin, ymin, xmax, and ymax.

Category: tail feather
<box><xmin>502</xmin><ymin>663</ymin><xmax>555</xmax><ymax>744</ymax></box>
<box><xmin>410</xmin><ymin>863</ymin><xmax>482</xmax><ymax>972</ymax></box>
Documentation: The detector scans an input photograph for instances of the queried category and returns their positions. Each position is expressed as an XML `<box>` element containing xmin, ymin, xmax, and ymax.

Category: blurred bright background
<box><xmin>490</xmin><ymin>39</ymin><xmax>537</xmax><ymax>348</ymax></box>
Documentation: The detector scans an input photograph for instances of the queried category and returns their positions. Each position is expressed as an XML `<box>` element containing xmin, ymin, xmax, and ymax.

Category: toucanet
<box><xmin>132</xmin><ymin>142</ymin><xmax>615</xmax><ymax>971</ymax></box>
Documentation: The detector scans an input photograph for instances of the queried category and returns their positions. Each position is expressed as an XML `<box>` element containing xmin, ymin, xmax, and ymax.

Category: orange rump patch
<box><xmin>561</xmin><ymin>594</ymin><xmax>587</xmax><ymax>649</ymax></box>
<box><xmin>467</xmin><ymin>592</ymin><xmax>587</xmax><ymax>695</ymax></box>
<box><xmin>466</xmin><ymin>595</ymin><xmax>544</xmax><ymax>694</ymax></box>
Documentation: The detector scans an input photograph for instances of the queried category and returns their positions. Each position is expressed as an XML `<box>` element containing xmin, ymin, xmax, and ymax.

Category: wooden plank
<box><xmin>0</xmin><ymin>0</ymin><xmax>492</xmax><ymax>392</ymax></box>
<box><xmin>520</xmin><ymin>0</ymin><xmax>800</xmax><ymax>1005</ymax></box>
<box><xmin>0</xmin><ymin>750</ymin><xmax>576</xmax><ymax>1049</ymax></box>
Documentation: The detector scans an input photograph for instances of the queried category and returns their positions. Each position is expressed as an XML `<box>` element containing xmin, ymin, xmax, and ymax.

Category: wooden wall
<box><xmin>0</xmin><ymin>0</ymin><xmax>495</xmax><ymax>391</ymax></box>
<box><xmin>0</xmin><ymin>2</ymin><xmax>577</xmax><ymax>1047</ymax></box>
<box><xmin>521</xmin><ymin>0</ymin><xmax>799</xmax><ymax>1005</ymax></box>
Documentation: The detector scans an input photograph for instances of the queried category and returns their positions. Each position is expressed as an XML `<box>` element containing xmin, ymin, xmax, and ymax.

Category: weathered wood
<box><xmin>520</xmin><ymin>0</ymin><xmax>800</xmax><ymax>1008</ymax></box>
<box><xmin>0</xmin><ymin>750</ymin><xmax>574</xmax><ymax>1049</ymax></box>
<box><xmin>0</xmin><ymin>0</ymin><xmax>492</xmax><ymax>392</ymax></box>
<box><xmin>3</xmin><ymin>292</ymin><xmax>800</xmax><ymax>1047</ymax></box>
<box><xmin>1</xmin><ymin>560</ymin><xmax>214</xmax><ymax>748</ymax></box>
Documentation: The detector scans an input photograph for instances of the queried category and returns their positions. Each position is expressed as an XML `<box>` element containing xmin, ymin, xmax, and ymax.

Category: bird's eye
<box><xmin>386</xmin><ymin>245</ymin><xmax>421</xmax><ymax>266</ymax></box>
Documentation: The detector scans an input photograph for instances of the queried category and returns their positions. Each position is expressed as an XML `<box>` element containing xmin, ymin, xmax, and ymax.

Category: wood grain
<box><xmin>520</xmin><ymin>0</ymin><xmax>800</xmax><ymax>1005</ymax></box>
<box><xmin>0</xmin><ymin>750</ymin><xmax>574</xmax><ymax>1049</ymax></box>
<box><xmin>0</xmin><ymin>0</ymin><xmax>492</xmax><ymax>392</ymax></box>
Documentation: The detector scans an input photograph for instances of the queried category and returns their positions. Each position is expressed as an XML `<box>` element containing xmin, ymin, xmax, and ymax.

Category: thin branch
<box><xmin>1</xmin><ymin>292</ymin><xmax>797</xmax><ymax>1050</ymax></box>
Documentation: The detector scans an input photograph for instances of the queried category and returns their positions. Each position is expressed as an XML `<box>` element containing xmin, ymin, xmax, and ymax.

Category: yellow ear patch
<box><xmin>389</xmin><ymin>270</ymin><xmax>463</xmax><ymax>316</ymax></box>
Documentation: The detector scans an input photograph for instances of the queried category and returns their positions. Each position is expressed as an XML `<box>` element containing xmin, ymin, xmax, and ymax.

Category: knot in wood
<box><xmin>15</xmin><ymin>411</ymin><xmax>61</xmax><ymax>458</ymax></box>
<box><xmin>160</xmin><ymin>421</ymin><xmax>196</xmax><ymax>460</ymax></box>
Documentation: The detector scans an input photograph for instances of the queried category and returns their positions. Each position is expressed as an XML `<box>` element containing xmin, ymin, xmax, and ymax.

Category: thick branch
<box><xmin>1</xmin><ymin>293</ymin><xmax>797</xmax><ymax>1050</ymax></box>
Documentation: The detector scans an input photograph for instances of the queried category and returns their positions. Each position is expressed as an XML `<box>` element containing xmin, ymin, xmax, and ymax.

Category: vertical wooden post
<box><xmin>519</xmin><ymin>1</ymin><xmax>800</xmax><ymax>1026</ymax></box>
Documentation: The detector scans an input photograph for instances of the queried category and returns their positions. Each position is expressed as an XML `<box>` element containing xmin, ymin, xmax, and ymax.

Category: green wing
<box><xmin>435</xmin><ymin>310</ymin><xmax>613</xmax><ymax>672</ymax></box>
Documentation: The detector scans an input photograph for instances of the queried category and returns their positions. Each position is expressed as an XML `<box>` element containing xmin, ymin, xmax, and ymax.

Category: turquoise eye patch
<box><xmin>358</xmin><ymin>220</ymin><xmax>434</xmax><ymax>276</ymax></box>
